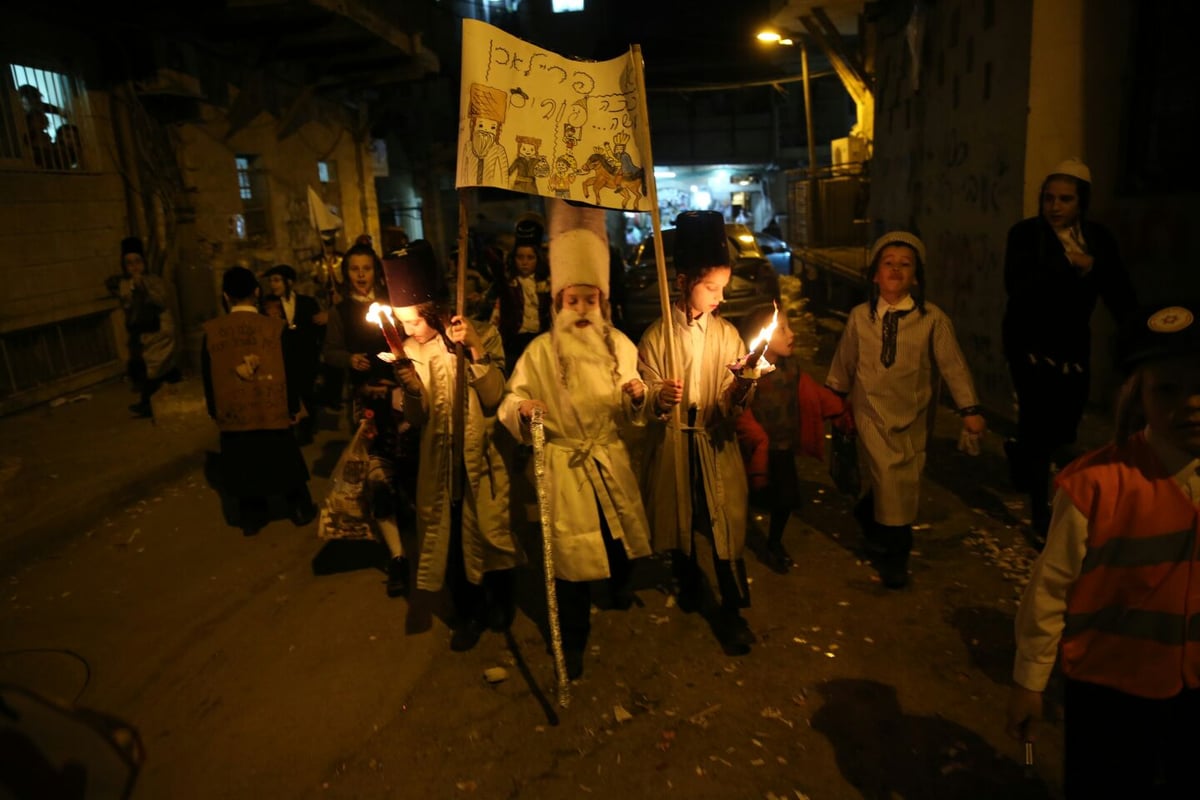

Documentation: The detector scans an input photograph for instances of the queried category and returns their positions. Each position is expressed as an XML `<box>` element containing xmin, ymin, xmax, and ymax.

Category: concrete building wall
<box><xmin>870</xmin><ymin>0</ymin><xmax>1034</xmax><ymax>412</ymax></box>
<box><xmin>871</xmin><ymin>0</ymin><xmax>1199</xmax><ymax>419</ymax></box>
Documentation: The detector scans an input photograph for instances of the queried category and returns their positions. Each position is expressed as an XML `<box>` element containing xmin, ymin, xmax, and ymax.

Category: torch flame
<box><xmin>745</xmin><ymin>303</ymin><xmax>779</xmax><ymax>370</ymax></box>
<box><xmin>365</xmin><ymin>302</ymin><xmax>393</xmax><ymax>325</ymax></box>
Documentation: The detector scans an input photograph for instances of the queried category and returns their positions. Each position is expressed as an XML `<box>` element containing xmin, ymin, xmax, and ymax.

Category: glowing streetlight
<box><xmin>756</xmin><ymin>30</ymin><xmax>782</xmax><ymax>43</ymax></box>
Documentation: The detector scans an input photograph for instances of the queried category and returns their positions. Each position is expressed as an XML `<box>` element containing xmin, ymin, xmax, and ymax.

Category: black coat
<box><xmin>281</xmin><ymin>293</ymin><xmax>323</xmax><ymax>399</ymax></box>
<box><xmin>1001</xmin><ymin>216</ymin><xmax>1136</xmax><ymax>366</ymax></box>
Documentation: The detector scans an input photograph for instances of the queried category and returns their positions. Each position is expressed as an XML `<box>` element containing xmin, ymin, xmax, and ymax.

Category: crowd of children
<box><xmin>192</xmin><ymin>156</ymin><xmax>1197</xmax><ymax>795</ymax></box>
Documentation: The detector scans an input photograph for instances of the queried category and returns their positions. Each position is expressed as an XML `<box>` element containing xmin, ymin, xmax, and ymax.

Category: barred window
<box><xmin>234</xmin><ymin>154</ymin><xmax>270</xmax><ymax>241</ymax></box>
<box><xmin>4</xmin><ymin>63</ymin><xmax>90</xmax><ymax>171</ymax></box>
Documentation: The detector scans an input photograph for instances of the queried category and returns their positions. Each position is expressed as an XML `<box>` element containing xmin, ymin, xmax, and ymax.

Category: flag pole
<box><xmin>630</xmin><ymin>44</ymin><xmax>676</xmax><ymax>382</ymax></box>
<box><xmin>452</xmin><ymin>192</ymin><xmax>468</xmax><ymax>502</ymax></box>
<box><xmin>631</xmin><ymin>44</ymin><xmax>688</xmax><ymax>534</ymax></box>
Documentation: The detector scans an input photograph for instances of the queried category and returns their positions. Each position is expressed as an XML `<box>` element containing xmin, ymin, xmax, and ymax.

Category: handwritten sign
<box><xmin>457</xmin><ymin>19</ymin><xmax>651</xmax><ymax>211</ymax></box>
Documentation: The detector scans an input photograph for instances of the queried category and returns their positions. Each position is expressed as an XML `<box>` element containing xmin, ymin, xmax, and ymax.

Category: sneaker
<box><xmin>386</xmin><ymin>556</ymin><xmax>409</xmax><ymax>598</ymax></box>
<box><xmin>450</xmin><ymin>617</ymin><xmax>486</xmax><ymax>652</ymax></box>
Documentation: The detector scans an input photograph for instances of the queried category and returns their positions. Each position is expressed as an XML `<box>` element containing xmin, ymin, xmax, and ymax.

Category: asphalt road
<box><xmin>0</xmin><ymin>308</ymin><xmax>1064</xmax><ymax>799</ymax></box>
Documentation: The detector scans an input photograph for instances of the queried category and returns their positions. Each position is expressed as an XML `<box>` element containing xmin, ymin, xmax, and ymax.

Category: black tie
<box><xmin>881</xmin><ymin>308</ymin><xmax>914</xmax><ymax>368</ymax></box>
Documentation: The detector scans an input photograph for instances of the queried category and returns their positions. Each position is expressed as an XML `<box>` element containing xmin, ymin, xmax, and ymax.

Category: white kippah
<box><xmin>1048</xmin><ymin>157</ymin><xmax>1092</xmax><ymax>184</ymax></box>
<box><xmin>870</xmin><ymin>230</ymin><xmax>926</xmax><ymax>264</ymax></box>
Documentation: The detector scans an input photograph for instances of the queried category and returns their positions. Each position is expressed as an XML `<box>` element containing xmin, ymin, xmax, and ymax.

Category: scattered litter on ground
<box><xmin>613</xmin><ymin>704</ymin><xmax>632</xmax><ymax>723</ymax></box>
<box><xmin>483</xmin><ymin>667</ymin><xmax>508</xmax><ymax>684</ymax></box>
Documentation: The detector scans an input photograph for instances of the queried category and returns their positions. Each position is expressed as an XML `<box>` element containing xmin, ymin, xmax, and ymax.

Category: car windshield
<box><xmin>636</xmin><ymin>224</ymin><xmax>764</xmax><ymax>267</ymax></box>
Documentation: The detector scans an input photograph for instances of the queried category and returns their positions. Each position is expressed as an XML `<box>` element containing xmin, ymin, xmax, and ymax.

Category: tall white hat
<box><xmin>547</xmin><ymin>198</ymin><xmax>609</xmax><ymax>297</ymax></box>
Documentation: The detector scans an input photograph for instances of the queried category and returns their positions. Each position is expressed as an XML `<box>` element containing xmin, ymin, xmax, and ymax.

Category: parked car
<box><xmin>754</xmin><ymin>231</ymin><xmax>793</xmax><ymax>275</ymax></box>
<box><xmin>619</xmin><ymin>223</ymin><xmax>781</xmax><ymax>340</ymax></box>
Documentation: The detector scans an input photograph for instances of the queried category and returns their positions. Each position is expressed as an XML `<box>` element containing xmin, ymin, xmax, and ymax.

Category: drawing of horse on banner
<box><xmin>578</xmin><ymin>153</ymin><xmax>644</xmax><ymax>210</ymax></box>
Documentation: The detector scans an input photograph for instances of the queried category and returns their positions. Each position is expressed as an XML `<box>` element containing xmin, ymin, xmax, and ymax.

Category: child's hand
<box><xmin>963</xmin><ymin>413</ymin><xmax>986</xmax><ymax>436</ymax></box>
<box><xmin>656</xmin><ymin>379</ymin><xmax>683</xmax><ymax>412</ymax></box>
<box><xmin>519</xmin><ymin>399</ymin><xmax>549</xmax><ymax>423</ymax></box>
<box><xmin>1005</xmin><ymin>685</ymin><xmax>1043</xmax><ymax>744</ymax></box>
<box><xmin>621</xmin><ymin>378</ymin><xmax>646</xmax><ymax>404</ymax></box>
<box><xmin>350</xmin><ymin>353</ymin><xmax>371</xmax><ymax>372</ymax></box>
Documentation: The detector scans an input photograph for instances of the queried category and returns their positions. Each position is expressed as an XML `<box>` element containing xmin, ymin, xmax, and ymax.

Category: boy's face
<box><xmin>767</xmin><ymin>315</ymin><xmax>795</xmax><ymax>359</ymax></box>
<box><xmin>395</xmin><ymin>306</ymin><xmax>436</xmax><ymax>343</ymax></box>
<box><xmin>559</xmin><ymin>285</ymin><xmax>602</xmax><ymax>326</ymax></box>
<box><xmin>268</xmin><ymin>275</ymin><xmax>288</xmax><ymax>297</ymax></box>
<box><xmin>680</xmin><ymin>267</ymin><xmax>731</xmax><ymax>316</ymax></box>
<box><xmin>1041</xmin><ymin>177</ymin><xmax>1081</xmax><ymax>230</ymax></box>
<box><xmin>1142</xmin><ymin>356</ymin><xmax>1200</xmax><ymax>457</ymax></box>
<box><xmin>514</xmin><ymin>245</ymin><xmax>538</xmax><ymax>277</ymax></box>
<box><xmin>518</xmin><ymin>142</ymin><xmax>534</xmax><ymax>158</ymax></box>
<box><xmin>346</xmin><ymin>255</ymin><xmax>375</xmax><ymax>295</ymax></box>
<box><xmin>872</xmin><ymin>245</ymin><xmax>918</xmax><ymax>300</ymax></box>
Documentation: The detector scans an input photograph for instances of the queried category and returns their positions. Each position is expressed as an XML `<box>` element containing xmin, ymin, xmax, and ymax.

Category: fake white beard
<box><xmin>552</xmin><ymin>308</ymin><xmax>610</xmax><ymax>366</ymax></box>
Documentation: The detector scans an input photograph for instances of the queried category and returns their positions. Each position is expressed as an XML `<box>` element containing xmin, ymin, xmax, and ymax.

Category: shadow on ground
<box><xmin>811</xmin><ymin>678</ymin><xmax>1051</xmax><ymax>799</ymax></box>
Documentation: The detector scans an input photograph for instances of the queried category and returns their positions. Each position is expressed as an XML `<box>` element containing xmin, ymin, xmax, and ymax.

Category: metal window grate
<box><xmin>0</xmin><ymin>313</ymin><xmax>117</xmax><ymax>400</ymax></box>
<box><xmin>7</xmin><ymin>63</ymin><xmax>89</xmax><ymax>170</ymax></box>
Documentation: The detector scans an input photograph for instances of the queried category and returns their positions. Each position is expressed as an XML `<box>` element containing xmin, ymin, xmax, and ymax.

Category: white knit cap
<box><xmin>870</xmin><ymin>230</ymin><xmax>926</xmax><ymax>264</ymax></box>
<box><xmin>547</xmin><ymin>198</ymin><xmax>609</xmax><ymax>297</ymax></box>
<box><xmin>1048</xmin><ymin>158</ymin><xmax>1092</xmax><ymax>184</ymax></box>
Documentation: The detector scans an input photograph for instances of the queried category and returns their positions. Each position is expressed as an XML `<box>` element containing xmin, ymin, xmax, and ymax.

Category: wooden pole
<box><xmin>452</xmin><ymin>193</ymin><xmax>468</xmax><ymax>502</ymax></box>
<box><xmin>631</xmin><ymin>44</ymin><xmax>688</xmax><ymax>538</ymax></box>
<box><xmin>630</xmin><ymin>45</ymin><xmax>677</xmax><ymax>382</ymax></box>
<box><xmin>801</xmin><ymin>38</ymin><xmax>819</xmax><ymax>245</ymax></box>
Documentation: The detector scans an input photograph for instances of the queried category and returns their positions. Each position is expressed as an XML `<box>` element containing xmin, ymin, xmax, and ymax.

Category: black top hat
<box><xmin>514</xmin><ymin>219</ymin><xmax>544</xmax><ymax>248</ymax></box>
<box><xmin>673</xmin><ymin>211</ymin><xmax>728</xmax><ymax>276</ymax></box>
<box><xmin>1116</xmin><ymin>302</ymin><xmax>1200</xmax><ymax>372</ymax></box>
<box><xmin>120</xmin><ymin>236</ymin><xmax>144</xmax><ymax>257</ymax></box>
<box><xmin>384</xmin><ymin>240</ymin><xmax>443</xmax><ymax>308</ymax></box>
<box><xmin>264</xmin><ymin>264</ymin><xmax>297</xmax><ymax>283</ymax></box>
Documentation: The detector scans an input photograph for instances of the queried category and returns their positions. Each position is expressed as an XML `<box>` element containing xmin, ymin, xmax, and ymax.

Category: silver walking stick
<box><xmin>530</xmin><ymin>407</ymin><xmax>570</xmax><ymax>707</ymax></box>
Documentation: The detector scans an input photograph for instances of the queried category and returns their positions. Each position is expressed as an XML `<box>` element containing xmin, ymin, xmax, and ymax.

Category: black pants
<box><xmin>555</xmin><ymin>512</ymin><xmax>632</xmax><ymax>652</ymax></box>
<box><xmin>1063</xmin><ymin>678</ymin><xmax>1200</xmax><ymax>799</ymax></box>
<box><xmin>238</xmin><ymin>485</ymin><xmax>313</xmax><ymax>526</ymax></box>
<box><xmin>765</xmin><ymin>449</ymin><xmax>798</xmax><ymax>545</ymax></box>
<box><xmin>1008</xmin><ymin>356</ymin><xmax>1089</xmax><ymax>509</ymax></box>
<box><xmin>445</xmin><ymin>499</ymin><xmax>513</xmax><ymax>625</ymax></box>
<box><xmin>678</xmin><ymin>428</ymin><xmax>750</xmax><ymax>612</ymax></box>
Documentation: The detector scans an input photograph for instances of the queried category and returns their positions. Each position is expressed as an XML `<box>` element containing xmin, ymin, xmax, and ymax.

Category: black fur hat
<box><xmin>384</xmin><ymin>240</ymin><xmax>444</xmax><ymax>308</ymax></box>
<box><xmin>673</xmin><ymin>211</ymin><xmax>728</xmax><ymax>276</ymax></box>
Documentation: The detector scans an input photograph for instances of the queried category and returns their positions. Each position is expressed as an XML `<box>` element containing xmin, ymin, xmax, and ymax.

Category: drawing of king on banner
<box><xmin>458</xmin><ymin>83</ymin><xmax>510</xmax><ymax>186</ymax></box>
<box><xmin>604</xmin><ymin>132</ymin><xmax>645</xmax><ymax>196</ymax></box>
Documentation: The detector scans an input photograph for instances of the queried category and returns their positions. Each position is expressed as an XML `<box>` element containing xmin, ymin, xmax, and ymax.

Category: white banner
<box><xmin>456</xmin><ymin>19</ymin><xmax>651</xmax><ymax>211</ymax></box>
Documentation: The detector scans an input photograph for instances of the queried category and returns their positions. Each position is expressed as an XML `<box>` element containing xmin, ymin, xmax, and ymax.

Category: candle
<box><xmin>366</xmin><ymin>302</ymin><xmax>404</xmax><ymax>355</ymax></box>
<box><xmin>732</xmin><ymin>302</ymin><xmax>779</xmax><ymax>378</ymax></box>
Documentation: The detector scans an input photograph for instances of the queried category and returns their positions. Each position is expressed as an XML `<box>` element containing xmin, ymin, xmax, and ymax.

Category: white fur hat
<box><xmin>548</xmin><ymin>198</ymin><xmax>609</xmax><ymax>297</ymax></box>
<box><xmin>1048</xmin><ymin>157</ymin><xmax>1092</xmax><ymax>184</ymax></box>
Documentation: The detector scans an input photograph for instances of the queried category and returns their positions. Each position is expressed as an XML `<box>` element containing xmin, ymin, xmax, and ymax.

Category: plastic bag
<box><xmin>829</xmin><ymin>426</ymin><xmax>861</xmax><ymax>497</ymax></box>
<box><xmin>317</xmin><ymin>415</ymin><xmax>376</xmax><ymax>540</ymax></box>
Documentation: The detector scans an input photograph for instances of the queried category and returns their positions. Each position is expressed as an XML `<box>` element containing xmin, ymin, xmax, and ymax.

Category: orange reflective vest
<box><xmin>1057</xmin><ymin>431</ymin><xmax>1200</xmax><ymax>699</ymax></box>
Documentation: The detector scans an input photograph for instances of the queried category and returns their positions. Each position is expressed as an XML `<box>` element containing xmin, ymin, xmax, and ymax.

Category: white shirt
<box><xmin>281</xmin><ymin>293</ymin><xmax>296</xmax><ymax>327</ymax></box>
<box><xmin>873</xmin><ymin>293</ymin><xmax>915</xmax><ymax>320</ymax></box>
<box><xmin>518</xmin><ymin>275</ymin><xmax>540</xmax><ymax>334</ymax></box>
<box><xmin>686</xmin><ymin>310</ymin><xmax>709</xmax><ymax>415</ymax></box>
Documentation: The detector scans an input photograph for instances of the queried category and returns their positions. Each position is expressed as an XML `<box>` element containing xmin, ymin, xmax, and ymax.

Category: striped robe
<box><xmin>826</xmin><ymin>300</ymin><xmax>979</xmax><ymax>525</ymax></box>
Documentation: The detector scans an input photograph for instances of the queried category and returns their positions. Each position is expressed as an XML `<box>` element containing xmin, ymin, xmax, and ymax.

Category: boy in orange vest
<box><xmin>1007</xmin><ymin>301</ymin><xmax>1200</xmax><ymax>798</ymax></box>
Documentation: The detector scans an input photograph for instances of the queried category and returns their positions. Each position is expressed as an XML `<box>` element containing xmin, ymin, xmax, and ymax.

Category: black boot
<box><xmin>713</xmin><ymin>609</ymin><xmax>755</xmax><ymax>656</ymax></box>
<box><xmin>671</xmin><ymin>551</ymin><xmax>703</xmax><ymax>613</ymax></box>
<box><xmin>386</xmin><ymin>556</ymin><xmax>409</xmax><ymax>598</ymax></box>
<box><xmin>877</xmin><ymin>523</ymin><xmax>913</xmax><ymax>589</ymax></box>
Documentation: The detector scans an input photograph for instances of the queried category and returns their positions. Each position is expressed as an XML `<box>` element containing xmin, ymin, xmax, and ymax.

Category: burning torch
<box><xmin>730</xmin><ymin>302</ymin><xmax>780</xmax><ymax>380</ymax></box>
